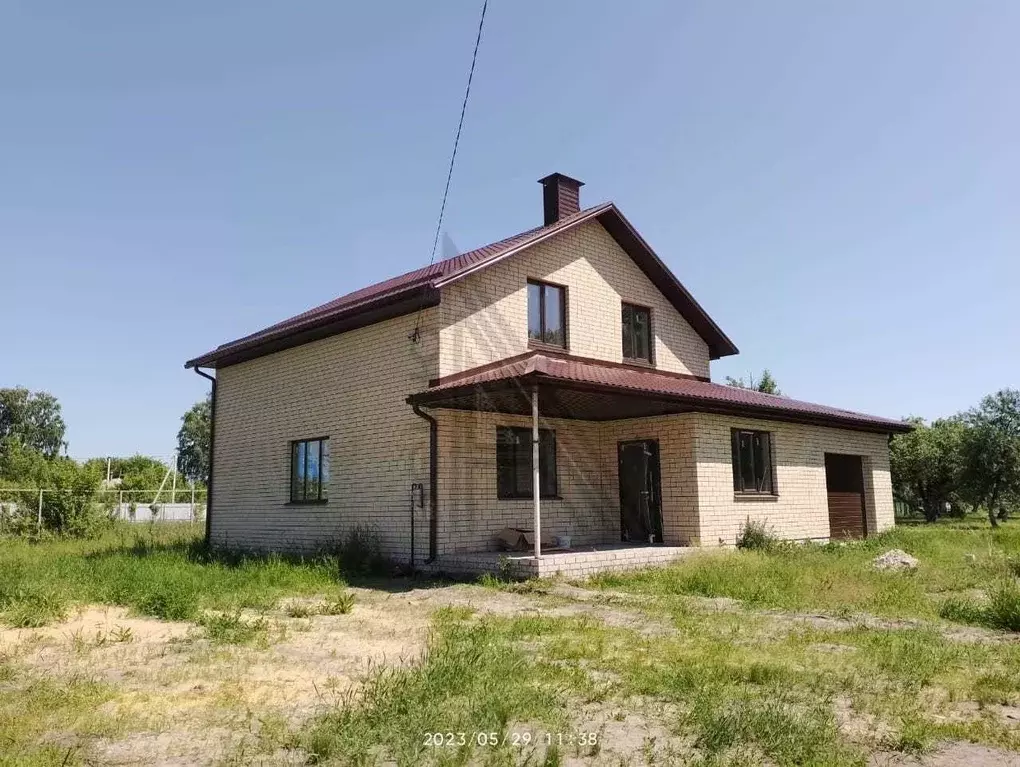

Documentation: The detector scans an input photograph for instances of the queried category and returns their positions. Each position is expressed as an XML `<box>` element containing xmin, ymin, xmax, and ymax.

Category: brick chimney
<box><xmin>538</xmin><ymin>173</ymin><xmax>584</xmax><ymax>225</ymax></box>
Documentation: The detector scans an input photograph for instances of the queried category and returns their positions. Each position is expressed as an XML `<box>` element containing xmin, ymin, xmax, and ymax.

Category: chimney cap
<box><xmin>538</xmin><ymin>172</ymin><xmax>585</xmax><ymax>188</ymax></box>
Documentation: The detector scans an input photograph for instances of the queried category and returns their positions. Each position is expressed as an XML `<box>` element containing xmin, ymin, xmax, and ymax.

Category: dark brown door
<box><xmin>618</xmin><ymin>440</ymin><xmax>663</xmax><ymax>544</ymax></box>
<box><xmin>824</xmin><ymin>453</ymin><xmax>867</xmax><ymax>539</ymax></box>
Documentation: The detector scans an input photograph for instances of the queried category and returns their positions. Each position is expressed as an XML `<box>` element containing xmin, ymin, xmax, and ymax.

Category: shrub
<box><xmin>736</xmin><ymin>519</ymin><xmax>778</xmax><ymax>551</ymax></box>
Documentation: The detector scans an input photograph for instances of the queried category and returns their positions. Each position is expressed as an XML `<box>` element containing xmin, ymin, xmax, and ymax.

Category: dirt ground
<box><xmin>2</xmin><ymin>582</ymin><xmax>1019</xmax><ymax>766</ymax></box>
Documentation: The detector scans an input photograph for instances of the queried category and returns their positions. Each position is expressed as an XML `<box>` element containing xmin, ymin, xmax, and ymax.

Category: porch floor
<box><xmin>423</xmin><ymin>543</ymin><xmax>696</xmax><ymax>579</ymax></box>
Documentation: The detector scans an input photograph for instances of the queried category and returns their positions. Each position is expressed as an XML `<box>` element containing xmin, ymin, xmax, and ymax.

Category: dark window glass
<box><xmin>290</xmin><ymin>438</ymin><xmax>330</xmax><ymax>502</ymax></box>
<box><xmin>527</xmin><ymin>283</ymin><xmax>542</xmax><ymax>342</ymax></box>
<box><xmin>622</xmin><ymin>303</ymin><xmax>651</xmax><ymax>362</ymax></box>
<box><xmin>496</xmin><ymin>426</ymin><xmax>557</xmax><ymax>499</ymax></box>
<box><xmin>731</xmin><ymin>429</ymin><xmax>775</xmax><ymax>494</ymax></box>
<box><xmin>527</xmin><ymin>281</ymin><xmax>566</xmax><ymax>347</ymax></box>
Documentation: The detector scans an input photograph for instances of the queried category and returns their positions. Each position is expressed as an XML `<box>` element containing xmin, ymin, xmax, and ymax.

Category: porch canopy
<box><xmin>408</xmin><ymin>350</ymin><xmax>912</xmax><ymax>434</ymax></box>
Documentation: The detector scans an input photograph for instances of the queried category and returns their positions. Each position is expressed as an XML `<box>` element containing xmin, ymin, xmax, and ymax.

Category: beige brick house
<box><xmin>186</xmin><ymin>173</ymin><xmax>910</xmax><ymax>577</ymax></box>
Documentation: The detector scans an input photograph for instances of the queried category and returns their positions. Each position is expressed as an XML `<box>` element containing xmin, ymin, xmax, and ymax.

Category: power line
<box><xmin>411</xmin><ymin>0</ymin><xmax>489</xmax><ymax>342</ymax></box>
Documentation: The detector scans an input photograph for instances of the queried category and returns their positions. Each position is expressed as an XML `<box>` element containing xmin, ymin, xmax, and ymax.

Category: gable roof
<box><xmin>410</xmin><ymin>351</ymin><xmax>912</xmax><ymax>435</ymax></box>
<box><xmin>185</xmin><ymin>203</ymin><xmax>738</xmax><ymax>369</ymax></box>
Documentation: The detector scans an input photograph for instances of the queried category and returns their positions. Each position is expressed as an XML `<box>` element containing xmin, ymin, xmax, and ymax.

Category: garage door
<box><xmin>824</xmin><ymin>453</ymin><xmax>867</xmax><ymax>540</ymax></box>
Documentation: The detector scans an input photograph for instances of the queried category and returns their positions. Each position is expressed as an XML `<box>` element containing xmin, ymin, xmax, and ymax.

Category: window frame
<box><xmin>526</xmin><ymin>279</ymin><xmax>568</xmax><ymax>350</ymax></box>
<box><xmin>289</xmin><ymin>436</ymin><xmax>330</xmax><ymax>504</ymax></box>
<box><xmin>730</xmin><ymin>428</ymin><xmax>777</xmax><ymax>496</ymax></box>
<box><xmin>496</xmin><ymin>426</ymin><xmax>559</xmax><ymax>500</ymax></box>
<box><xmin>621</xmin><ymin>301</ymin><xmax>653</xmax><ymax>364</ymax></box>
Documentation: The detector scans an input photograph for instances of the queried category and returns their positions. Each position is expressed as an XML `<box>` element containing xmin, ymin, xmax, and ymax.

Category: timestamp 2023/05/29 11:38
<box><xmin>422</xmin><ymin>731</ymin><xmax>599</xmax><ymax>749</ymax></box>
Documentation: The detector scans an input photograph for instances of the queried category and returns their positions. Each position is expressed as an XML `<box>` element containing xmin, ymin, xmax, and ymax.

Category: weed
<box><xmin>736</xmin><ymin>518</ymin><xmax>778</xmax><ymax>551</ymax></box>
<box><xmin>985</xmin><ymin>580</ymin><xmax>1020</xmax><ymax>631</ymax></box>
<box><xmin>320</xmin><ymin>590</ymin><xmax>355</xmax><ymax>615</ymax></box>
<box><xmin>200</xmin><ymin>610</ymin><xmax>269</xmax><ymax>645</ymax></box>
<box><xmin>1</xmin><ymin>585</ymin><xmax>67</xmax><ymax>628</ymax></box>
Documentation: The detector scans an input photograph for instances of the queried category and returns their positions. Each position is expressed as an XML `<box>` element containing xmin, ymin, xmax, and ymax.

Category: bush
<box><xmin>736</xmin><ymin>519</ymin><xmax>778</xmax><ymax>551</ymax></box>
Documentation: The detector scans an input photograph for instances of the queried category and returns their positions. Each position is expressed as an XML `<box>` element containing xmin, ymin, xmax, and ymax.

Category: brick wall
<box><xmin>689</xmin><ymin>413</ymin><xmax>894</xmax><ymax>546</ymax></box>
<box><xmin>438</xmin><ymin>220</ymin><xmax>710</xmax><ymax>379</ymax></box>
<box><xmin>431</xmin><ymin>409</ymin><xmax>894</xmax><ymax>556</ymax></box>
<box><xmin>211</xmin><ymin>309</ymin><xmax>438</xmax><ymax>560</ymax></box>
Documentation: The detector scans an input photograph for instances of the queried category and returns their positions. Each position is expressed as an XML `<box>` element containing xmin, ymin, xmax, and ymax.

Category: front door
<box><xmin>618</xmin><ymin>440</ymin><xmax>663</xmax><ymax>544</ymax></box>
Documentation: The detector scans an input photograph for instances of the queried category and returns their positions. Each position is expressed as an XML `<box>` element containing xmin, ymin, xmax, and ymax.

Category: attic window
<box><xmin>622</xmin><ymin>303</ymin><xmax>652</xmax><ymax>363</ymax></box>
<box><xmin>527</xmin><ymin>280</ymin><xmax>566</xmax><ymax>348</ymax></box>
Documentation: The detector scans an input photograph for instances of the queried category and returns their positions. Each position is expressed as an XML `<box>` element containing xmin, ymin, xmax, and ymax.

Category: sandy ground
<box><xmin>2</xmin><ymin>582</ymin><xmax>1019</xmax><ymax>766</ymax></box>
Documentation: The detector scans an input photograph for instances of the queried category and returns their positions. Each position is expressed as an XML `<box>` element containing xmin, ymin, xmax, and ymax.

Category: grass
<box><xmin>0</xmin><ymin>653</ymin><xmax>123</xmax><ymax>766</ymax></box>
<box><xmin>589</xmin><ymin>521</ymin><xmax>1020</xmax><ymax>625</ymax></box>
<box><xmin>3</xmin><ymin>520</ymin><xmax>1020</xmax><ymax>765</ymax></box>
<box><xmin>0</xmin><ymin>524</ymin><xmax>358</xmax><ymax>627</ymax></box>
<box><xmin>302</xmin><ymin>608</ymin><xmax>579</xmax><ymax>766</ymax></box>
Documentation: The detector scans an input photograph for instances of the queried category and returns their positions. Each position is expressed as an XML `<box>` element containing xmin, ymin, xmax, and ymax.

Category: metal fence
<box><xmin>0</xmin><ymin>488</ymin><xmax>207</xmax><ymax>533</ymax></box>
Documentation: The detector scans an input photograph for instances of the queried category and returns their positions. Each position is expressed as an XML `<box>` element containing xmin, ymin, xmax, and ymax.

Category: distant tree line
<box><xmin>0</xmin><ymin>387</ymin><xmax>211</xmax><ymax>537</ymax></box>
<box><xmin>891</xmin><ymin>389</ymin><xmax>1020</xmax><ymax>527</ymax></box>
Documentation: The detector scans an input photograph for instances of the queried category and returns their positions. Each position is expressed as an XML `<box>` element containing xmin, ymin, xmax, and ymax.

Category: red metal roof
<box><xmin>185</xmin><ymin>201</ymin><xmax>739</xmax><ymax>368</ymax></box>
<box><xmin>418</xmin><ymin>352</ymin><xmax>910</xmax><ymax>433</ymax></box>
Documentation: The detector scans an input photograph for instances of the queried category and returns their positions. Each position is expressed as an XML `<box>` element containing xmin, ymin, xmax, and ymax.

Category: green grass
<box><xmin>0</xmin><ymin>654</ymin><xmax>123</xmax><ymax>766</ymax></box>
<box><xmin>0</xmin><ymin>524</ymin><xmax>354</xmax><ymax>627</ymax></box>
<box><xmin>589</xmin><ymin>521</ymin><xmax>1020</xmax><ymax>625</ymax></box>
<box><xmin>302</xmin><ymin>608</ymin><xmax>579</xmax><ymax>766</ymax></box>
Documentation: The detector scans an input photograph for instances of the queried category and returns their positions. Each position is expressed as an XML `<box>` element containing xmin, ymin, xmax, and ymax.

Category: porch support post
<box><xmin>531</xmin><ymin>386</ymin><xmax>541</xmax><ymax>559</ymax></box>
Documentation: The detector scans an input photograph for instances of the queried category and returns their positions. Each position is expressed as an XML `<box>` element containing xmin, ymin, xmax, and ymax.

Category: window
<box><xmin>622</xmin><ymin>303</ymin><xmax>651</xmax><ymax>362</ymax></box>
<box><xmin>527</xmin><ymin>280</ymin><xmax>566</xmax><ymax>347</ymax></box>
<box><xmin>290</xmin><ymin>438</ymin><xmax>330</xmax><ymax>503</ymax></box>
<box><xmin>496</xmin><ymin>426</ymin><xmax>557</xmax><ymax>499</ymax></box>
<box><xmin>731</xmin><ymin>429</ymin><xmax>775</xmax><ymax>494</ymax></box>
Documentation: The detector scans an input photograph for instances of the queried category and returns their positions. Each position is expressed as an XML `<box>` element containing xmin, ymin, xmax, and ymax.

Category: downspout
<box><xmin>409</xmin><ymin>400</ymin><xmax>438</xmax><ymax>563</ymax></box>
<box><xmin>193</xmin><ymin>367</ymin><xmax>217</xmax><ymax>545</ymax></box>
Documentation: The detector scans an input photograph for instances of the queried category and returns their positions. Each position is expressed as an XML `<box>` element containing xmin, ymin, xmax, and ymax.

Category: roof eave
<box><xmin>408</xmin><ymin>375</ymin><xmax>911</xmax><ymax>435</ymax></box>
<box><xmin>185</xmin><ymin>285</ymin><xmax>440</xmax><ymax>370</ymax></box>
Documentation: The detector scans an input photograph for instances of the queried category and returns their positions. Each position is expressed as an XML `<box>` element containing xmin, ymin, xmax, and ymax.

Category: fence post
<box><xmin>119</xmin><ymin>490</ymin><xmax>124</xmax><ymax>520</ymax></box>
<box><xmin>37</xmin><ymin>489</ymin><xmax>43</xmax><ymax>532</ymax></box>
<box><xmin>190</xmin><ymin>484</ymin><xmax>195</xmax><ymax>525</ymax></box>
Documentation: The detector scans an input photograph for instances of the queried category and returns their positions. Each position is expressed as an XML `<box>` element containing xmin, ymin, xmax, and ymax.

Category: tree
<box><xmin>889</xmin><ymin>417</ymin><xmax>966</xmax><ymax>522</ymax></box>
<box><xmin>0</xmin><ymin>388</ymin><xmax>67</xmax><ymax>458</ymax></box>
<box><xmin>177</xmin><ymin>394</ymin><xmax>211</xmax><ymax>484</ymax></box>
<box><xmin>960</xmin><ymin>389</ymin><xmax>1020</xmax><ymax>528</ymax></box>
<box><xmin>726</xmin><ymin>369</ymin><xmax>782</xmax><ymax>395</ymax></box>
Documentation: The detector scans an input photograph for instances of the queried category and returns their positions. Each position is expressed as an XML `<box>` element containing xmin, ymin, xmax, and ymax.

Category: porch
<box><xmin>422</xmin><ymin>542</ymin><xmax>696</xmax><ymax>579</ymax></box>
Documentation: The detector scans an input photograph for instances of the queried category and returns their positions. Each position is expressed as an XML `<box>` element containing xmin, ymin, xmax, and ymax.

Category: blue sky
<box><xmin>1</xmin><ymin>1</ymin><xmax>1016</xmax><ymax>460</ymax></box>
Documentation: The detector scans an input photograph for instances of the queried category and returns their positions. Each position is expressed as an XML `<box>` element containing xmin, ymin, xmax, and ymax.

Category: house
<box><xmin>185</xmin><ymin>173</ymin><xmax>910</xmax><ymax>578</ymax></box>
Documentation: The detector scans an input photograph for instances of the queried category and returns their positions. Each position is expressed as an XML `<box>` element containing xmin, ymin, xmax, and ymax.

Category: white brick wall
<box><xmin>689</xmin><ymin>413</ymin><xmax>894</xmax><ymax>546</ymax></box>
<box><xmin>438</xmin><ymin>220</ymin><xmax>710</xmax><ymax>379</ymax></box>
<box><xmin>211</xmin><ymin>309</ymin><xmax>438</xmax><ymax>560</ymax></box>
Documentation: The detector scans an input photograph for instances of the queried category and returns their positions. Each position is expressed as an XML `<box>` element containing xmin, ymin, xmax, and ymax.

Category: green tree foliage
<box><xmin>177</xmin><ymin>394</ymin><xmax>211</xmax><ymax>485</ymax></box>
<box><xmin>83</xmin><ymin>455</ymin><xmax>174</xmax><ymax>496</ymax></box>
<box><xmin>0</xmin><ymin>388</ymin><xmax>67</xmax><ymax>458</ymax></box>
<box><xmin>0</xmin><ymin>440</ymin><xmax>106</xmax><ymax>536</ymax></box>
<box><xmin>889</xmin><ymin>417</ymin><xmax>966</xmax><ymax>522</ymax></box>
<box><xmin>726</xmin><ymin>369</ymin><xmax>782</xmax><ymax>395</ymax></box>
<box><xmin>960</xmin><ymin>389</ymin><xmax>1020</xmax><ymax>528</ymax></box>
